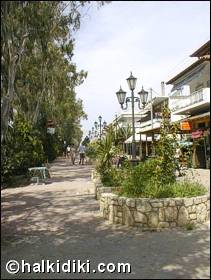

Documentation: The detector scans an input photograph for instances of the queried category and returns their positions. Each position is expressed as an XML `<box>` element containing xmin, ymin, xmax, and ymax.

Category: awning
<box><xmin>191</xmin><ymin>130</ymin><xmax>204</xmax><ymax>139</ymax></box>
<box><xmin>124</xmin><ymin>134</ymin><xmax>152</xmax><ymax>143</ymax></box>
<box><xmin>181</xmin><ymin>112</ymin><xmax>210</xmax><ymax>121</ymax></box>
<box><xmin>137</xmin><ymin>122</ymin><xmax>161</xmax><ymax>133</ymax></box>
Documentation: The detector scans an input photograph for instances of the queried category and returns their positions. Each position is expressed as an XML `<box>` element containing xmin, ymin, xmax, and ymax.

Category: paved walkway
<box><xmin>1</xmin><ymin>158</ymin><xmax>210</xmax><ymax>279</ymax></box>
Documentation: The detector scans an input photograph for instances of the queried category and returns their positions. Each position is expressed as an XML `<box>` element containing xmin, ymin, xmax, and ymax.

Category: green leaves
<box><xmin>2</xmin><ymin>1</ymin><xmax>89</xmax><ymax>143</ymax></box>
<box><xmin>1</xmin><ymin>115</ymin><xmax>44</xmax><ymax>183</ymax></box>
<box><xmin>115</xmin><ymin>124</ymin><xmax>132</xmax><ymax>146</ymax></box>
<box><xmin>116</xmin><ymin>105</ymin><xmax>183</xmax><ymax>198</ymax></box>
<box><xmin>118</xmin><ymin>159</ymin><xmax>206</xmax><ymax>198</ymax></box>
<box><xmin>2</xmin><ymin>1</ymin><xmax>111</xmax><ymax>183</ymax></box>
<box><xmin>154</xmin><ymin>105</ymin><xmax>178</xmax><ymax>185</ymax></box>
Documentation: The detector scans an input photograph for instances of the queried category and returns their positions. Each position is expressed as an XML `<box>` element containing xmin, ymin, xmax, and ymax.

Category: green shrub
<box><xmin>100</xmin><ymin>167</ymin><xmax>122</xmax><ymax>187</ymax></box>
<box><xmin>86</xmin><ymin>140</ymin><xmax>99</xmax><ymax>160</ymax></box>
<box><xmin>154</xmin><ymin>105</ymin><xmax>179</xmax><ymax>186</ymax></box>
<box><xmin>1</xmin><ymin>116</ymin><xmax>45</xmax><ymax>184</ymax></box>
<box><xmin>119</xmin><ymin>159</ymin><xmax>161</xmax><ymax>197</ymax></box>
<box><xmin>118</xmin><ymin>105</ymin><xmax>179</xmax><ymax>196</ymax></box>
<box><xmin>162</xmin><ymin>180</ymin><xmax>207</xmax><ymax>198</ymax></box>
<box><xmin>95</xmin><ymin>106</ymin><xmax>207</xmax><ymax>199</ymax></box>
<box><xmin>119</xmin><ymin>174</ymin><xmax>207</xmax><ymax>198</ymax></box>
<box><xmin>185</xmin><ymin>223</ymin><xmax>195</xmax><ymax>231</ymax></box>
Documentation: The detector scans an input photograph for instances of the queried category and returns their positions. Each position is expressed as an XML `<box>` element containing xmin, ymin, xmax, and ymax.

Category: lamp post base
<box><xmin>129</xmin><ymin>159</ymin><xmax>140</xmax><ymax>167</ymax></box>
<box><xmin>132</xmin><ymin>142</ymin><xmax>136</xmax><ymax>160</ymax></box>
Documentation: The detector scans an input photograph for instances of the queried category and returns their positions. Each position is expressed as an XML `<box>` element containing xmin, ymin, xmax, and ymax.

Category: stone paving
<box><xmin>1</xmin><ymin>158</ymin><xmax>210</xmax><ymax>279</ymax></box>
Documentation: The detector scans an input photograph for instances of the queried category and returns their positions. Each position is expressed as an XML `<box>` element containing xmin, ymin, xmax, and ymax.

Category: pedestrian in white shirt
<box><xmin>66</xmin><ymin>145</ymin><xmax>71</xmax><ymax>159</ymax></box>
<box><xmin>78</xmin><ymin>144</ymin><xmax>86</xmax><ymax>165</ymax></box>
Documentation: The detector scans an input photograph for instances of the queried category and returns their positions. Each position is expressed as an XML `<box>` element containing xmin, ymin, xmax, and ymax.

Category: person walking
<box><xmin>70</xmin><ymin>144</ymin><xmax>76</xmax><ymax>165</ymax></box>
<box><xmin>63</xmin><ymin>141</ymin><xmax>67</xmax><ymax>158</ymax></box>
<box><xmin>66</xmin><ymin>145</ymin><xmax>71</xmax><ymax>159</ymax></box>
<box><xmin>78</xmin><ymin>144</ymin><xmax>86</xmax><ymax>165</ymax></box>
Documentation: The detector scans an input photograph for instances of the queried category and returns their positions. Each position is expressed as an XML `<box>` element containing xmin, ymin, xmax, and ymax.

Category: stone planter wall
<box><xmin>91</xmin><ymin>170</ymin><xmax>115</xmax><ymax>200</ymax></box>
<box><xmin>93</xmin><ymin>181</ymin><xmax>116</xmax><ymax>200</ymax></box>
<box><xmin>96</xmin><ymin>186</ymin><xmax>116</xmax><ymax>200</ymax></box>
<box><xmin>100</xmin><ymin>193</ymin><xmax>210</xmax><ymax>229</ymax></box>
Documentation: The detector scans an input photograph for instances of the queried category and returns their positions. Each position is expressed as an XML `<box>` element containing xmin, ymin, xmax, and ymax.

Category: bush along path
<box><xmin>1</xmin><ymin>157</ymin><xmax>210</xmax><ymax>279</ymax></box>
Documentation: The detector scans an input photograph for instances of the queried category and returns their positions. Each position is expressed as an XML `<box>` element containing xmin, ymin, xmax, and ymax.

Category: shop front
<box><xmin>180</xmin><ymin>114</ymin><xmax>210</xmax><ymax>169</ymax></box>
<box><xmin>192</xmin><ymin>128</ymin><xmax>210</xmax><ymax>169</ymax></box>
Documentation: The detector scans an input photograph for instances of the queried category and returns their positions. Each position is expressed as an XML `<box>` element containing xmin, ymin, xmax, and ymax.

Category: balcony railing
<box><xmin>170</xmin><ymin>88</ymin><xmax>210</xmax><ymax>112</ymax></box>
<box><xmin>140</xmin><ymin>118</ymin><xmax>161</xmax><ymax>129</ymax></box>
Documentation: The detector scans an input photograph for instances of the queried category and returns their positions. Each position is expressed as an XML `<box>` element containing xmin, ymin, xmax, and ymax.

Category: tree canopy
<box><xmin>1</xmin><ymin>1</ymin><xmax>110</xmax><ymax>183</ymax></box>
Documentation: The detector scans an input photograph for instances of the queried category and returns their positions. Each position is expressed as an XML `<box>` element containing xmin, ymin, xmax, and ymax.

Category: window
<box><xmin>198</xmin><ymin>122</ymin><xmax>205</xmax><ymax>128</ymax></box>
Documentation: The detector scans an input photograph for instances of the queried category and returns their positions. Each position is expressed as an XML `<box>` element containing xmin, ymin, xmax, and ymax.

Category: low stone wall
<box><xmin>100</xmin><ymin>193</ymin><xmax>210</xmax><ymax>229</ymax></box>
<box><xmin>91</xmin><ymin>171</ymin><xmax>115</xmax><ymax>199</ymax></box>
<box><xmin>93</xmin><ymin>181</ymin><xmax>116</xmax><ymax>200</ymax></box>
<box><xmin>96</xmin><ymin>186</ymin><xmax>116</xmax><ymax>200</ymax></box>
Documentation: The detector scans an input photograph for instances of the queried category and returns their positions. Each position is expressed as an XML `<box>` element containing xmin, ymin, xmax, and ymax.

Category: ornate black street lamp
<box><xmin>94</xmin><ymin>116</ymin><xmax>106</xmax><ymax>141</ymax></box>
<box><xmin>116</xmin><ymin>72</ymin><xmax>148</xmax><ymax>160</ymax></box>
<box><xmin>91</xmin><ymin>126</ymin><xmax>95</xmax><ymax>138</ymax></box>
<box><xmin>103</xmin><ymin>121</ymin><xmax>107</xmax><ymax>128</ymax></box>
<box><xmin>98</xmin><ymin>115</ymin><xmax>102</xmax><ymax>140</ymax></box>
<box><xmin>88</xmin><ymin>130</ymin><xmax>92</xmax><ymax>139</ymax></box>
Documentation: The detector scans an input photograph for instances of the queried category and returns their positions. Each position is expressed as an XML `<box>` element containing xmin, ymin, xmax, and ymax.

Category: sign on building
<box><xmin>180</xmin><ymin>121</ymin><xmax>192</xmax><ymax>131</ymax></box>
<box><xmin>47</xmin><ymin>119</ymin><xmax>55</xmax><ymax>134</ymax></box>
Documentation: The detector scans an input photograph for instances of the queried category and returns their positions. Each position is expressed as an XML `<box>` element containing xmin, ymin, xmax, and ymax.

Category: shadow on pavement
<box><xmin>1</xmin><ymin>189</ymin><xmax>210</xmax><ymax>279</ymax></box>
<box><xmin>1</xmin><ymin>158</ymin><xmax>210</xmax><ymax>279</ymax></box>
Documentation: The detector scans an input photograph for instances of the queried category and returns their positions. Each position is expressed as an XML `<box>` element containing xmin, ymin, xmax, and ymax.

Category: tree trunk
<box><xmin>1</xmin><ymin>34</ymin><xmax>28</xmax><ymax>143</ymax></box>
<box><xmin>1</xmin><ymin>59</ymin><xmax>16</xmax><ymax>142</ymax></box>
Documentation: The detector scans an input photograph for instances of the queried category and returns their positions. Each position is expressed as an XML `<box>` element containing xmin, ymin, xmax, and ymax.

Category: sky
<box><xmin>72</xmin><ymin>1</ymin><xmax>210</xmax><ymax>138</ymax></box>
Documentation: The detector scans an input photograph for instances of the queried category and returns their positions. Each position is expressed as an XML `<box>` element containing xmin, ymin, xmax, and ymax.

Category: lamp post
<box><xmin>102</xmin><ymin>121</ymin><xmax>107</xmax><ymax>136</ymax></box>
<box><xmin>98</xmin><ymin>115</ymin><xmax>102</xmax><ymax>140</ymax></box>
<box><xmin>88</xmin><ymin>130</ymin><xmax>92</xmax><ymax>139</ymax></box>
<box><xmin>94</xmin><ymin>116</ymin><xmax>106</xmax><ymax>141</ymax></box>
<box><xmin>103</xmin><ymin>121</ymin><xmax>107</xmax><ymax>128</ymax></box>
<box><xmin>91</xmin><ymin>127</ymin><xmax>95</xmax><ymax>139</ymax></box>
<box><xmin>115</xmin><ymin>114</ymin><xmax>118</xmax><ymax>139</ymax></box>
<box><xmin>94</xmin><ymin>121</ymin><xmax>98</xmax><ymax>138</ymax></box>
<box><xmin>116</xmin><ymin>72</ymin><xmax>148</xmax><ymax>160</ymax></box>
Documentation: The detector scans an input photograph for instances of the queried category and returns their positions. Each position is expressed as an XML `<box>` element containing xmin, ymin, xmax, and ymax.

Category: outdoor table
<box><xmin>28</xmin><ymin>167</ymin><xmax>50</xmax><ymax>184</ymax></box>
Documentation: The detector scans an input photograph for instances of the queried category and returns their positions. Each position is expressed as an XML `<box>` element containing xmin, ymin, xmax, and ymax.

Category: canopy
<box><xmin>191</xmin><ymin>130</ymin><xmax>204</xmax><ymax>139</ymax></box>
<box><xmin>124</xmin><ymin>134</ymin><xmax>152</xmax><ymax>143</ymax></box>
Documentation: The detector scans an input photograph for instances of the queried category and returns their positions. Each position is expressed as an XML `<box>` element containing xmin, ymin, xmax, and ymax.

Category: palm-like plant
<box><xmin>115</xmin><ymin>124</ymin><xmax>132</xmax><ymax>146</ymax></box>
<box><xmin>97</xmin><ymin>126</ymin><xmax>116</xmax><ymax>169</ymax></box>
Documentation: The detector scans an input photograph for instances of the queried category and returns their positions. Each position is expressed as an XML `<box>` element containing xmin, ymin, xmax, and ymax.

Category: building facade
<box><xmin>166</xmin><ymin>41</ymin><xmax>210</xmax><ymax>168</ymax></box>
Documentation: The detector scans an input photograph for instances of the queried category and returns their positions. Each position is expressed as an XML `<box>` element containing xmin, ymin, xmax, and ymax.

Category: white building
<box><xmin>166</xmin><ymin>41</ymin><xmax>210</xmax><ymax>168</ymax></box>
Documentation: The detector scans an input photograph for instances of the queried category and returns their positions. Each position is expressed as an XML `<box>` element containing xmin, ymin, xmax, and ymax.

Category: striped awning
<box><xmin>191</xmin><ymin>130</ymin><xmax>204</xmax><ymax>139</ymax></box>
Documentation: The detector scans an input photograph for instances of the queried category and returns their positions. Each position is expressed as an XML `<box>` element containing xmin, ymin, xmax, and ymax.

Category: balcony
<box><xmin>136</xmin><ymin>118</ymin><xmax>162</xmax><ymax>134</ymax></box>
<box><xmin>169</xmin><ymin>88</ymin><xmax>210</xmax><ymax>115</ymax></box>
